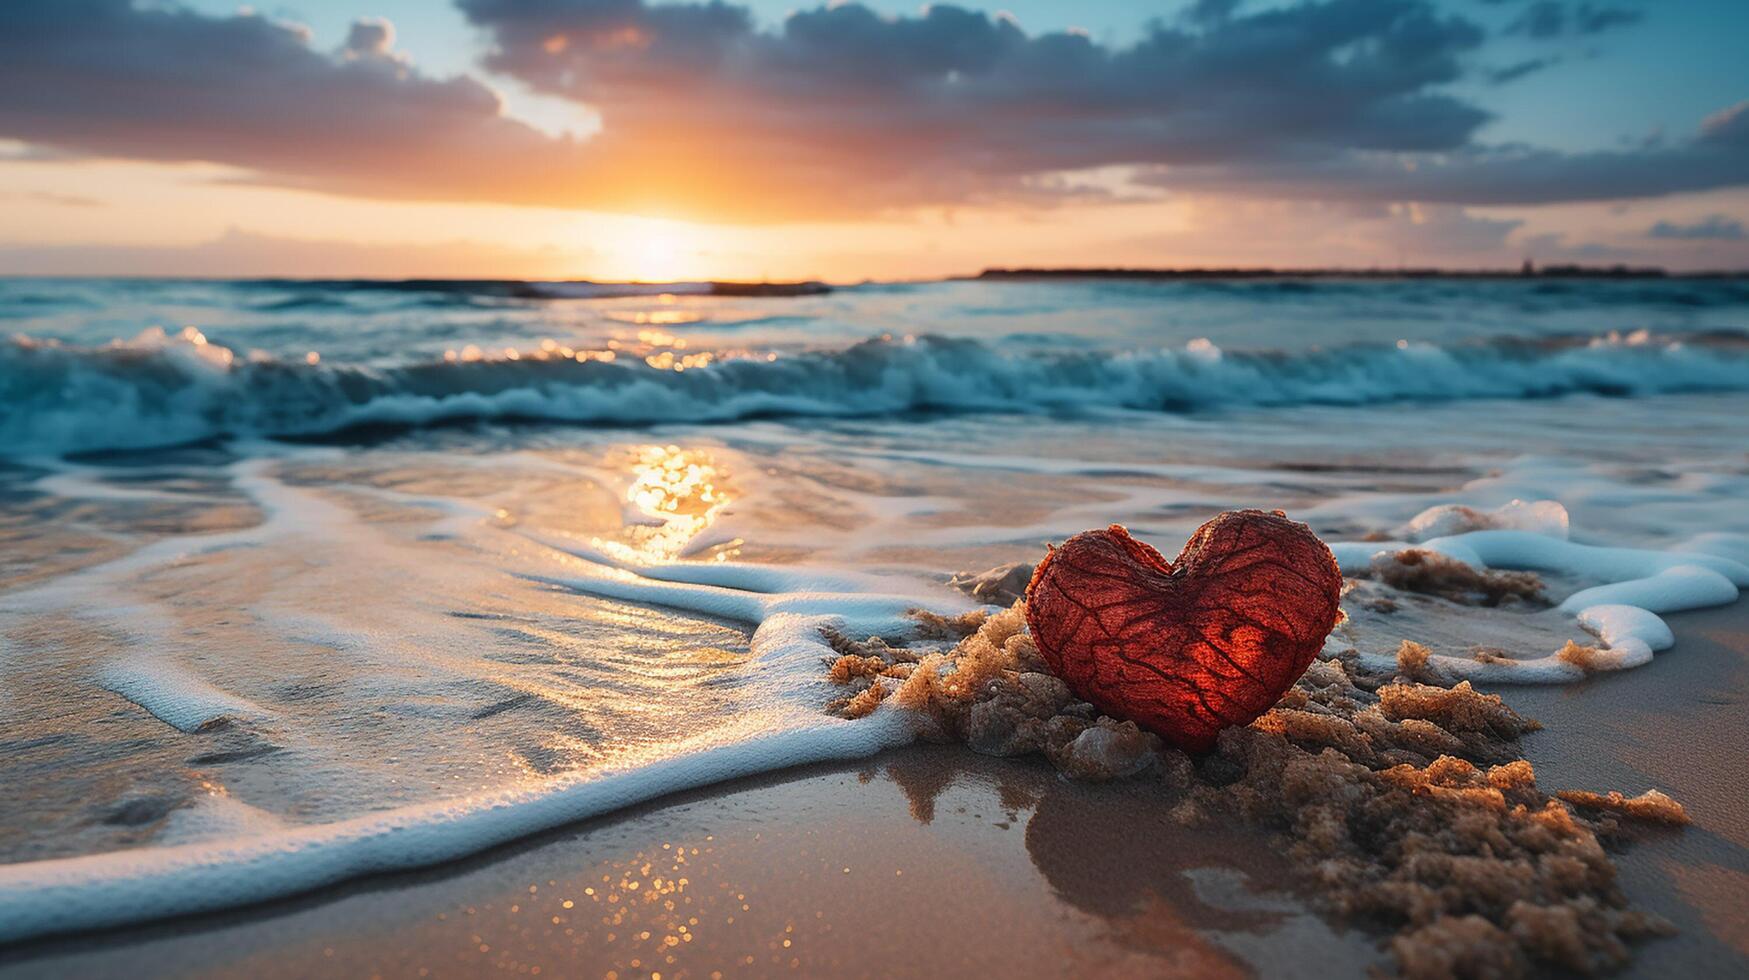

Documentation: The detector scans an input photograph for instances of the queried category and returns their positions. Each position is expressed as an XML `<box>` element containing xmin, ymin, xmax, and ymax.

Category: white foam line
<box><xmin>1333</xmin><ymin>528</ymin><xmax>1748</xmax><ymax>682</ymax></box>
<box><xmin>837</xmin><ymin>447</ymin><xmax>1356</xmax><ymax>488</ymax></box>
<box><xmin>0</xmin><ymin>451</ymin><xmax>351</xmax><ymax>735</ymax></box>
<box><xmin>331</xmin><ymin>483</ymin><xmax>498</xmax><ymax>540</ymax></box>
<box><xmin>0</xmin><ymin>654</ymin><xmax>913</xmax><ymax>944</ymax></box>
<box><xmin>527</xmin><ymin>566</ymin><xmax>770</xmax><ymax>625</ymax></box>
<box><xmin>524</xmin><ymin>530</ymin><xmax>894</xmax><ymax>595</ymax></box>
<box><xmin>1351</xmin><ymin>650</ymin><xmax>1587</xmax><ymax>685</ymax></box>
<box><xmin>1429</xmin><ymin>531</ymin><xmax>1749</xmax><ymax>587</ymax></box>
<box><xmin>1560</xmin><ymin>565</ymin><xmax>1741</xmax><ymax>614</ymax></box>
<box><xmin>100</xmin><ymin>655</ymin><xmax>272</xmax><ymax>733</ymax></box>
<box><xmin>31</xmin><ymin>468</ymin><xmax>226</xmax><ymax>506</ymax></box>
<box><xmin>0</xmin><ymin>562</ymin><xmax>943</xmax><ymax>944</ymax></box>
<box><xmin>528</xmin><ymin>564</ymin><xmax>965</xmax><ymax>640</ymax></box>
<box><xmin>1577</xmin><ymin>604</ymin><xmax>1672</xmax><ymax>667</ymax></box>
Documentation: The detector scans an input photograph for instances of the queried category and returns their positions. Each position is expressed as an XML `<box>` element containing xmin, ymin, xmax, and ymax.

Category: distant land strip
<box><xmin>975</xmin><ymin>265</ymin><xmax>1749</xmax><ymax>281</ymax></box>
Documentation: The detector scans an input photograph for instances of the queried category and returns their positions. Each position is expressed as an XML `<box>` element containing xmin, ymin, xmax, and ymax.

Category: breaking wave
<box><xmin>4</xmin><ymin>328</ymin><xmax>1747</xmax><ymax>455</ymax></box>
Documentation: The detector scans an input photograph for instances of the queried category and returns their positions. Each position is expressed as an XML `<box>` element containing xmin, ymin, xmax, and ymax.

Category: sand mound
<box><xmin>826</xmin><ymin>598</ymin><xmax>1686</xmax><ymax>977</ymax></box>
<box><xmin>826</xmin><ymin>603</ymin><xmax>1163</xmax><ymax>780</ymax></box>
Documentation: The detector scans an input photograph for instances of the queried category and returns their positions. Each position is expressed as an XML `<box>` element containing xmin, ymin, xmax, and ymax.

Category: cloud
<box><xmin>1182</xmin><ymin>0</ymin><xmax>1247</xmax><ymax>27</ymax></box>
<box><xmin>1488</xmin><ymin>57</ymin><xmax>1558</xmax><ymax>84</ymax></box>
<box><xmin>1140</xmin><ymin>98</ymin><xmax>1749</xmax><ymax>205</ymax></box>
<box><xmin>447</xmin><ymin>0</ymin><xmax>1502</xmax><ymax>213</ymax></box>
<box><xmin>1506</xmin><ymin>1</ymin><xmax>1566</xmax><ymax>38</ymax></box>
<box><xmin>0</xmin><ymin>189</ymin><xmax>103</xmax><ymax>207</ymax></box>
<box><xmin>1574</xmin><ymin>3</ymin><xmax>1642</xmax><ymax>34</ymax></box>
<box><xmin>1648</xmin><ymin>214</ymin><xmax>1746</xmax><ymax>240</ymax></box>
<box><xmin>0</xmin><ymin>227</ymin><xmax>591</xmax><ymax>278</ymax></box>
<box><xmin>0</xmin><ymin>0</ymin><xmax>1736</xmax><ymax>224</ymax></box>
<box><xmin>1504</xmin><ymin>1</ymin><xmax>1640</xmax><ymax>39</ymax></box>
<box><xmin>1120</xmin><ymin>199</ymin><xmax>1524</xmax><ymax>267</ymax></box>
<box><xmin>342</xmin><ymin>17</ymin><xmax>401</xmax><ymax>61</ymax></box>
<box><xmin>0</xmin><ymin>140</ymin><xmax>80</xmax><ymax>162</ymax></box>
<box><xmin>0</xmin><ymin>1</ymin><xmax>606</xmax><ymax>210</ymax></box>
<box><xmin>1</xmin><ymin>0</ymin><xmax>1490</xmax><ymax>219</ymax></box>
<box><xmin>1517</xmin><ymin>232</ymin><xmax>1640</xmax><ymax>261</ymax></box>
<box><xmin>0</xmin><ymin>0</ymin><xmax>1499</xmax><ymax>221</ymax></box>
<box><xmin>1702</xmin><ymin>101</ymin><xmax>1749</xmax><ymax>146</ymax></box>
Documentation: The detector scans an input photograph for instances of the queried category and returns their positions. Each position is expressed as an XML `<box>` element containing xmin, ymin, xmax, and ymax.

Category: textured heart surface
<box><xmin>1025</xmin><ymin>510</ymin><xmax>1343</xmax><ymax>753</ymax></box>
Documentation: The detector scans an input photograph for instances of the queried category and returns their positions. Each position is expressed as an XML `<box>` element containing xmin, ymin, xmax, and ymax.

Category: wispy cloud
<box><xmin>0</xmin><ymin>227</ymin><xmax>590</xmax><ymax>278</ymax></box>
<box><xmin>1488</xmin><ymin>57</ymin><xmax>1559</xmax><ymax>84</ymax></box>
<box><xmin>0</xmin><ymin>189</ymin><xmax>103</xmax><ymax>207</ymax></box>
<box><xmin>1648</xmin><ymin>214</ymin><xmax>1746</xmax><ymax>240</ymax></box>
<box><xmin>1503</xmin><ymin>1</ymin><xmax>1642</xmax><ymax>39</ymax></box>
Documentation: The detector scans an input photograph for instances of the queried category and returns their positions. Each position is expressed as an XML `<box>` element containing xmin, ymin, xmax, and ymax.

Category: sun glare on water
<box><xmin>625</xmin><ymin>444</ymin><xmax>738</xmax><ymax>559</ymax></box>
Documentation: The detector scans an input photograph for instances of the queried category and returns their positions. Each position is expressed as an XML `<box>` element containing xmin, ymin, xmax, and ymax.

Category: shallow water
<box><xmin>1</xmin><ymin>276</ymin><xmax>1746</xmax><ymax>940</ymax></box>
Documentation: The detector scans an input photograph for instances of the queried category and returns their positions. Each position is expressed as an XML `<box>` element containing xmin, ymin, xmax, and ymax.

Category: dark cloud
<box><xmin>1141</xmin><ymin>99</ymin><xmax>1749</xmax><ymax>205</ymax></box>
<box><xmin>1183</xmin><ymin>0</ymin><xmax>1247</xmax><ymax>27</ymax></box>
<box><xmin>1574</xmin><ymin>3</ymin><xmax>1643</xmax><ymax>34</ymax></box>
<box><xmin>1648</xmin><ymin>214</ymin><xmax>1746</xmax><ymax>240</ymax></box>
<box><xmin>1506</xmin><ymin>1</ymin><xmax>1565</xmax><ymax>38</ymax></box>
<box><xmin>1702</xmin><ymin>100</ymin><xmax>1749</xmax><ymax>146</ymax></box>
<box><xmin>0</xmin><ymin>0</ymin><xmax>607</xmax><ymax>209</ymax></box>
<box><xmin>454</xmin><ymin>0</ymin><xmax>1493</xmax><ymax>211</ymax></box>
<box><xmin>1504</xmin><ymin>1</ymin><xmax>1641</xmax><ymax>39</ymax></box>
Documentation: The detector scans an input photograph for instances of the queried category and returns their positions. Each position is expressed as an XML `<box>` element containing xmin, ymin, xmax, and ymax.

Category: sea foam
<box><xmin>0</xmin><ymin>503</ymin><xmax>976</xmax><ymax>944</ymax></box>
<box><xmin>1329</xmin><ymin>510</ymin><xmax>1749</xmax><ymax>682</ymax></box>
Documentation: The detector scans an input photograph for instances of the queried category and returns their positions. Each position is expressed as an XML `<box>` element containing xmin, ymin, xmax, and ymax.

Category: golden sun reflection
<box><xmin>606</xmin><ymin>309</ymin><xmax>703</xmax><ymax>326</ymax></box>
<box><xmin>625</xmin><ymin>444</ymin><xmax>737</xmax><ymax>559</ymax></box>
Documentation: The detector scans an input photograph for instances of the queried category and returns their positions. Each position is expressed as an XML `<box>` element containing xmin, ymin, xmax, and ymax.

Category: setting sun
<box><xmin>605</xmin><ymin>218</ymin><xmax>707</xmax><ymax>282</ymax></box>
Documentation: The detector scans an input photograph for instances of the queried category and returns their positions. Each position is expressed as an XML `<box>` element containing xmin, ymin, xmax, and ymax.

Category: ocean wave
<box><xmin>4</xmin><ymin>327</ymin><xmax>1747</xmax><ymax>456</ymax></box>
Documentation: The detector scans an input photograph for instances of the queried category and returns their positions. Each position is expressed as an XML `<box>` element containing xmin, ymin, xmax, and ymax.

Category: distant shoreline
<box><xmin>975</xmin><ymin>265</ymin><xmax>1749</xmax><ymax>281</ymax></box>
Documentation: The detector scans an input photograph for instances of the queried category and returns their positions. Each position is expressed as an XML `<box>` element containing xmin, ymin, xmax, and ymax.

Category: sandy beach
<box><xmin>5</xmin><ymin>0</ymin><xmax>1748</xmax><ymax>972</ymax></box>
<box><xmin>4</xmin><ymin>600</ymin><xmax>1740</xmax><ymax>979</ymax></box>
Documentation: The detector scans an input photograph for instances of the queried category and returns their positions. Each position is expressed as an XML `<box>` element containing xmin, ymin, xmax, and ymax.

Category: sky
<box><xmin>1</xmin><ymin>0</ymin><xmax>1746</xmax><ymax>280</ymax></box>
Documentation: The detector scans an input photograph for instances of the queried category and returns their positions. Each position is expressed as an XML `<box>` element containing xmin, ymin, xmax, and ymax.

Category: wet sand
<box><xmin>1507</xmin><ymin>601</ymin><xmax>1749</xmax><ymax>975</ymax></box>
<box><xmin>2</xmin><ymin>601</ymin><xmax>1744</xmax><ymax>979</ymax></box>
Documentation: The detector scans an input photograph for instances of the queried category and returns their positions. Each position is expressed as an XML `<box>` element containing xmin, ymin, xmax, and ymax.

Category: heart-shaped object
<box><xmin>1025</xmin><ymin>511</ymin><xmax>1343</xmax><ymax>753</ymax></box>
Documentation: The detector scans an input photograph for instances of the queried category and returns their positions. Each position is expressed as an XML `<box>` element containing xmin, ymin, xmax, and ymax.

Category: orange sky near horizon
<box><xmin>8</xmin><ymin>150</ymin><xmax>1747</xmax><ymax>282</ymax></box>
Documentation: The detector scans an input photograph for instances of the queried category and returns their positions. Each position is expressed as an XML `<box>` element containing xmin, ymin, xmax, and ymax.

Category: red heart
<box><xmin>1025</xmin><ymin>511</ymin><xmax>1343</xmax><ymax>753</ymax></box>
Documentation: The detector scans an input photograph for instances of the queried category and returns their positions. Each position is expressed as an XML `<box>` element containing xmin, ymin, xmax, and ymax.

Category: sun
<box><xmin>614</xmin><ymin>218</ymin><xmax>704</xmax><ymax>283</ymax></box>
